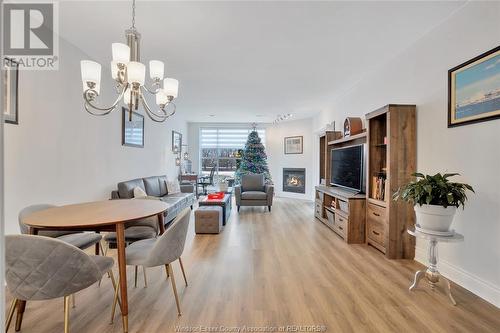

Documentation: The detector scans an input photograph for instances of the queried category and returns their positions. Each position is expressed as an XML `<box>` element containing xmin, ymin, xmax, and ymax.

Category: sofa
<box><xmin>234</xmin><ymin>174</ymin><xmax>274</xmax><ymax>212</ymax></box>
<box><xmin>106</xmin><ymin>175</ymin><xmax>196</xmax><ymax>246</ymax></box>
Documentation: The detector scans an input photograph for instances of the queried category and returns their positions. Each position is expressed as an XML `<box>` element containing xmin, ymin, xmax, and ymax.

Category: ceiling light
<box><xmin>273</xmin><ymin>113</ymin><xmax>293</xmax><ymax>125</ymax></box>
<box><xmin>81</xmin><ymin>0</ymin><xmax>178</xmax><ymax>122</ymax></box>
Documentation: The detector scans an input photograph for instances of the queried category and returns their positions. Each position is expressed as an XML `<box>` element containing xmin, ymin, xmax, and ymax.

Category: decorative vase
<box><xmin>414</xmin><ymin>204</ymin><xmax>457</xmax><ymax>232</ymax></box>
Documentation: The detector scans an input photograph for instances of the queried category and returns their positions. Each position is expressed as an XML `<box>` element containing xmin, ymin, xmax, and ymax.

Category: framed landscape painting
<box><xmin>448</xmin><ymin>46</ymin><xmax>500</xmax><ymax>127</ymax></box>
<box><xmin>122</xmin><ymin>107</ymin><xmax>144</xmax><ymax>147</ymax></box>
<box><xmin>284</xmin><ymin>136</ymin><xmax>303</xmax><ymax>154</ymax></box>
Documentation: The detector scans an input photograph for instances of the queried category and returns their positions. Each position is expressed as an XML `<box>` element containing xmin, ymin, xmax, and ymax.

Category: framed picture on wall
<box><xmin>448</xmin><ymin>45</ymin><xmax>500</xmax><ymax>127</ymax></box>
<box><xmin>3</xmin><ymin>58</ymin><xmax>19</xmax><ymax>124</ymax></box>
<box><xmin>172</xmin><ymin>130</ymin><xmax>182</xmax><ymax>153</ymax></box>
<box><xmin>284</xmin><ymin>136</ymin><xmax>303</xmax><ymax>154</ymax></box>
<box><xmin>122</xmin><ymin>107</ymin><xmax>144</xmax><ymax>147</ymax></box>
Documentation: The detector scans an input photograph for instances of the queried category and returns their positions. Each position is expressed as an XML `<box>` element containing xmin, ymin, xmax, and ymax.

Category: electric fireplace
<box><xmin>283</xmin><ymin>168</ymin><xmax>306</xmax><ymax>193</ymax></box>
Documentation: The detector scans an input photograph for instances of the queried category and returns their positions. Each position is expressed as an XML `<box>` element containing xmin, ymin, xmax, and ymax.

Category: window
<box><xmin>200</xmin><ymin>127</ymin><xmax>266</xmax><ymax>177</ymax></box>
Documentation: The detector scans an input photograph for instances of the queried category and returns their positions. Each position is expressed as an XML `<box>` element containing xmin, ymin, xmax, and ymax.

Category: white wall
<box><xmin>4</xmin><ymin>37</ymin><xmax>188</xmax><ymax>235</ymax></box>
<box><xmin>313</xmin><ymin>1</ymin><xmax>500</xmax><ymax>307</ymax></box>
<box><xmin>266</xmin><ymin>118</ymin><xmax>315</xmax><ymax>201</ymax></box>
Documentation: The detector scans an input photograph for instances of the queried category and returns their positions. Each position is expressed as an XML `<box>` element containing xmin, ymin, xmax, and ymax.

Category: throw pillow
<box><xmin>167</xmin><ymin>179</ymin><xmax>181</xmax><ymax>194</ymax></box>
<box><xmin>133</xmin><ymin>186</ymin><xmax>147</xmax><ymax>198</ymax></box>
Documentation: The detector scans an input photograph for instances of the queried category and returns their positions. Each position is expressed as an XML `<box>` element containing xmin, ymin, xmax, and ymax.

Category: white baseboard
<box><xmin>275</xmin><ymin>191</ymin><xmax>314</xmax><ymax>201</ymax></box>
<box><xmin>415</xmin><ymin>246</ymin><xmax>500</xmax><ymax>308</ymax></box>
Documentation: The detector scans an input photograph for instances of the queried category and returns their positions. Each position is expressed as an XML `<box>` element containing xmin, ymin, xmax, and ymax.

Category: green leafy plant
<box><xmin>393</xmin><ymin>173</ymin><xmax>474</xmax><ymax>208</ymax></box>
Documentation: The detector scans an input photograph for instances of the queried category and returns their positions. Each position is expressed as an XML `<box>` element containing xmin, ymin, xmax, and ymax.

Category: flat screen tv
<box><xmin>330</xmin><ymin>144</ymin><xmax>364</xmax><ymax>193</ymax></box>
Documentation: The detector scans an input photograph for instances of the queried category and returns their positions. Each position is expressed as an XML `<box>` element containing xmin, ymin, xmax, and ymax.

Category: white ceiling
<box><xmin>59</xmin><ymin>1</ymin><xmax>465</xmax><ymax>123</ymax></box>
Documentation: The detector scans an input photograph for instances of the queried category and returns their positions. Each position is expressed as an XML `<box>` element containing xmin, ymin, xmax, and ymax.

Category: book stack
<box><xmin>372</xmin><ymin>173</ymin><xmax>387</xmax><ymax>201</ymax></box>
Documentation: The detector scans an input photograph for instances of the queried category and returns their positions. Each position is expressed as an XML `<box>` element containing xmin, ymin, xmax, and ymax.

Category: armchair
<box><xmin>235</xmin><ymin>174</ymin><xmax>274</xmax><ymax>212</ymax></box>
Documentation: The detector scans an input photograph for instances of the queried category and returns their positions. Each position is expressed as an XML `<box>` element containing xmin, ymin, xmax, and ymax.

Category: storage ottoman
<box><xmin>195</xmin><ymin>206</ymin><xmax>223</xmax><ymax>234</ymax></box>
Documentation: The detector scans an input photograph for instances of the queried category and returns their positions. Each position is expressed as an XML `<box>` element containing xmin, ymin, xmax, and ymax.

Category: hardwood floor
<box><xmin>6</xmin><ymin>197</ymin><xmax>500</xmax><ymax>332</ymax></box>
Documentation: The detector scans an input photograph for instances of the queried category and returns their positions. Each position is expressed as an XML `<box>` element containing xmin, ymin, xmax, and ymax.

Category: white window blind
<box><xmin>199</xmin><ymin>127</ymin><xmax>266</xmax><ymax>175</ymax></box>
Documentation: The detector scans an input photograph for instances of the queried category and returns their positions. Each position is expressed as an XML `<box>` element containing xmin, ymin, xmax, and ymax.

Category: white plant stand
<box><xmin>407</xmin><ymin>226</ymin><xmax>464</xmax><ymax>305</ymax></box>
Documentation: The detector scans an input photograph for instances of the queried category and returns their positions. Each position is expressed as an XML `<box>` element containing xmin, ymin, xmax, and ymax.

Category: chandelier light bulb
<box><xmin>81</xmin><ymin>60</ymin><xmax>101</xmax><ymax>86</ymax></box>
<box><xmin>127</xmin><ymin>61</ymin><xmax>146</xmax><ymax>86</ymax></box>
<box><xmin>163</xmin><ymin>78</ymin><xmax>179</xmax><ymax>98</ymax></box>
<box><xmin>112</xmin><ymin>43</ymin><xmax>130</xmax><ymax>63</ymax></box>
<box><xmin>149</xmin><ymin>60</ymin><xmax>164</xmax><ymax>80</ymax></box>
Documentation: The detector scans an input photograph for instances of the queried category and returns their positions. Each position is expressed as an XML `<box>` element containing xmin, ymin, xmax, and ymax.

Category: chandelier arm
<box><xmin>140</xmin><ymin>93</ymin><xmax>168</xmax><ymax>122</ymax></box>
<box><xmin>84</xmin><ymin>102</ymin><xmax>114</xmax><ymax>116</ymax></box>
<box><xmin>83</xmin><ymin>83</ymin><xmax>129</xmax><ymax>113</ymax></box>
<box><xmin>142</xmin><ymin>83</ymin><xmax>161</xmax><ymax>95</ymax></box>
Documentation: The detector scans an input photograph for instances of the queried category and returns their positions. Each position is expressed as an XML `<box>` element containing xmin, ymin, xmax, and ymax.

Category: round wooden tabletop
<box><xmin>23</xmin><ymin>199</ymin><xmax>168</xmax><ymax>229</ymax></box>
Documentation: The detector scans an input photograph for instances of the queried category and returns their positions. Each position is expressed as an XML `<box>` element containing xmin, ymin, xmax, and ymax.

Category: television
<box><xmin>330</xmin><ymin>144</ymin><xmax>365</xmax><ymax>193</ymax></box>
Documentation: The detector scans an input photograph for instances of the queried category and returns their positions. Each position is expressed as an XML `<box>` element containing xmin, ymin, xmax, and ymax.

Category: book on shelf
<box><xmin>371</xmin><ymin>172</ymin><xmax>387</xmax><ymax>201</ymax></box>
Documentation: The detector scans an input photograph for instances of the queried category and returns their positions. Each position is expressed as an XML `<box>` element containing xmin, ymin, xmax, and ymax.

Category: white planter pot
<box><xmin>414</xmin><ymin>204</ymin><xmax>457</xmax><ymax>232</ymax></box>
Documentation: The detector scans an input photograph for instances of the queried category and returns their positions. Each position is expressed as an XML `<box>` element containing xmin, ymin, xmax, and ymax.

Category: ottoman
<box><xmin>195</xmin><ymin>206</ymin><xmax>223</xmax><ymax>234</ymax></box>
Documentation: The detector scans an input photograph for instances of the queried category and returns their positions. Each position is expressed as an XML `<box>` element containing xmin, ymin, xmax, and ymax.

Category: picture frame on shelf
<box><xmin>448</xmin><ymin>45</ymin><xmax>500</xmax><ymax>128</ymax></box>
<box><xmin>3</xmin><ymin>58</ymin><xmax>19</xmax><ymax>125</ymax></box>
<box><xmin>284</xmin><ymin>135</ymin><xmax>303</xmax><ymax>154</ymax></box>
<box><xmin>122</xmin><ymin>107</ymin><xmax>144</xmax><ymax>148</ymax></box>
<box><xmin>172</xmin><ymin>130</ymin><xmax>182</xmax><ymax>153</ymax></box>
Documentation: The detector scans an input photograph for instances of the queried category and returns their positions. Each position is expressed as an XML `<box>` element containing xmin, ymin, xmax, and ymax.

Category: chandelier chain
<box><xmin>131</xmin><ymin>0</ymin><xmax>136</xmax><ymax>29</ymax></box>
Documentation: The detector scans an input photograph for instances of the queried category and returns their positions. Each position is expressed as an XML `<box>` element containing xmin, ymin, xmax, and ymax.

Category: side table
<box><xmin>407</xmin><ymin>226</ymin><xmax>464</xmax><ymax>305</ymax></box>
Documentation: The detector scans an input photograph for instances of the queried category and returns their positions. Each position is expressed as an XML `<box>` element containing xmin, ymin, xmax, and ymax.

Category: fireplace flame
<box><xmin>288</xmin><ymin>176</ymin><xmax>301</xmax><ymax>186</ymax></box>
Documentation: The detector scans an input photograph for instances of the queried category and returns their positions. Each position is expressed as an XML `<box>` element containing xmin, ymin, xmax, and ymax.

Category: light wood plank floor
<box><xmin>6</xmin><ymin>197</ymin><xmax>500</xmax><ymax>332</ymax></box>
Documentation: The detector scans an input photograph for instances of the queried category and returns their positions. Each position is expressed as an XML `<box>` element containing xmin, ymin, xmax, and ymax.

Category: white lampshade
<box><xmin>111</xmin><ymin>60</ymin><xmax>119</xmax><ymax>80</ymax></box>
<box><xmin>81</xmin><ymin>60</ymin><xmax>101</xmax><ymax>85</ymax></box>
<box><xmin>149</xmin><ymin>60</ymin><xmax>164</xmax><ymax>80</ymax></box>
<box><xmin>127</xmin><ymin>61</ymin><xmax>146</xmax><ymax>85</ymax></box>
<box><xmin>112</xmin><ymin>43</ymin><xmax>130</xmax><ymax>63</ymax></box>
<box><xmin>156</xmin><ymin>89</ymin><xmax>170</xmax><ymax>105</ymax></box>
<box><xmin>163</xmin><ymin>78</ymin><xmax>179</xmax><ymax>98</ymax></box>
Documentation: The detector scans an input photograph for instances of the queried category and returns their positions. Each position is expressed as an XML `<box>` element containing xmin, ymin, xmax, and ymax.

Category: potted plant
<box><xmin>394</xmin><ymin>173</ymin><xmax>474</xmax><ymax>233</ymax></box>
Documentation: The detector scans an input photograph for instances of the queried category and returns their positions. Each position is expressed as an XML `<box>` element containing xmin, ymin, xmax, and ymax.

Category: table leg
<box><xmin>115</xmin><ymin>223</ymin><xmax>128</xmax><ymax>333</ymax></box>
<box><xmin>158</xmin><ymin>212</ymin><xmax>165</xmax><ymax>235</ymax></box>
<box><xmin>441</xmin><ymin>277</ymin><xmax>457</xmax><ymax>305</ymax></box>
<box><xmin>409</xmin><ymin>270</ymin><xmax>425</xmax><ymax>291</ymax></box>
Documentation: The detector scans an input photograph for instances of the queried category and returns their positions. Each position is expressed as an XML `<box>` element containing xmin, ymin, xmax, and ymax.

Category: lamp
<box><xmin>81</xmin><ymin>0</ymin><xmax>179</xmax><ymax>122</ymax></box>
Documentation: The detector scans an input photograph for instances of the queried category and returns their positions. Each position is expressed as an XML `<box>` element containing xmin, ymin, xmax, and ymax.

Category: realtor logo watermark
<box><xmin>2</xmin><ymin>1</ymin><xmax>59</xmax><ymax>70</ymax></box>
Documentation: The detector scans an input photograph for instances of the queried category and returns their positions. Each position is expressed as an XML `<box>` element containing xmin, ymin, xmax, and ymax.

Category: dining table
<box><xmin>23</xmin><ymin>199</ymin><xmax>169</xmax><ymax>333</ymax></box>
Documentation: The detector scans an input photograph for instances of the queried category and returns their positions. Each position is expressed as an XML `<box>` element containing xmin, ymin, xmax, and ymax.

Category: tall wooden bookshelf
<box><xmin>365</xmin><ymin>104</ymin><xmax>416</xmax><ymax>259</ymax></box>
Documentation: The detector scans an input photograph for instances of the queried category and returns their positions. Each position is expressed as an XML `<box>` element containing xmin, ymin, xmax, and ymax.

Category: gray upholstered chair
<box><xmin>111</xmin><ymin>208</ymin><xmax>191</xmax><ymax>319</ymax></box>
<box><xmin>5</xmin><ymin>235</ymin><xmax>116</xmax><ymax>333</ymax></box>
<box><xmin>104</xmin><ymin>215</ymin><xmax>159</xmax><ymax>288</ymax></box>
<box><xmin>19</xmin><ymin>204</ymin><xmax>103</xmax><ymax>252</ymax></box>
<box><xmin>235</xmin><ymin>174</ymin><xmax>274</xmax><ymax>212</ymax></box>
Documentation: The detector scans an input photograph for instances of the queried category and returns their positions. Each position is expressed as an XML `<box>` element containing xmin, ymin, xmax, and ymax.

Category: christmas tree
<box><xmin>235</xmin><ymin>130</ymin><xmax>272</xmax><ymax>184</ymax></box>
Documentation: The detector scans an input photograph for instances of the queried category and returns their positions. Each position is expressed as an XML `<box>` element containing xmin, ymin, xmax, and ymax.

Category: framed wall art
<box><xmin>122</xmin><ymin>107</ymin><xmax>144</xmax><ymax>147</ymax></box>
<box><xmin>284</xmin><ymin>136</ymin><xmax>303</xmax><ymax>154</ymax></box>
<box><xmin>172</xmin><ymin>130</ymin><xmax>182</xmax><ymax>153</ymax></box>
<box><xmin>448</xmin><ymin>46</ymin><xmax>500</xmax><ymax>127</ymax></box>
<box><xmin>3</xmin><ymin>58</ymin><xmax>19</xmax><ymax>124</ymax></box>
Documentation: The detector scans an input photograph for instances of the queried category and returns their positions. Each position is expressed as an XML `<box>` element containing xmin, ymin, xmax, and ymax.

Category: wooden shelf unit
<box><xmin>315</xmin><ymin>185</ymin><xmax>366</xmax><ymax>243</ymax></box>
<box><xmin>318</xmin><ymin>131</ymin><xmax>341</xmax><ymax>185</ymax></box>
<box><xmin>365</xmin><ymin>104</ymin><xmax>416</xmax><ymax>259</ymax></box>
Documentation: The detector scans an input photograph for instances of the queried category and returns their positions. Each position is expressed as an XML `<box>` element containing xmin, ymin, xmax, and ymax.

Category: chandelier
<box><xmin>80</xmin><ymin>0</ymin><xmax>178</xmax><ymax>122</ymax></box>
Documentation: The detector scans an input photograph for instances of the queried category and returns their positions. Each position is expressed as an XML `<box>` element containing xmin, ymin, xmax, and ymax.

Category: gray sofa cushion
<box><xmin>118</xmin><ymin>178</ymin><xmax>146</xmax><ymax>199</ymax></box>
<box><xmin>158</xmin><ymin>176</ymin><xmax>168</xmax><ymax>196</ymax></box>
<box><xmin>104</xmin><ymin>226</ymin><xmax>157</xmax><ymax>243</ymax></box>
<box><xmin>242</xmin><ymin>174</ymin><xmax>265</xmax><ymax>192</ymax></box>
<box><xmin>143</xmin><ymin>176</ymin><xmax>162</xmax><ymax>197</ymax></box>
<box><xmin>241</xmin><ymin>191</ymin><xmax>267</xmax><ymax>200</ymax></box>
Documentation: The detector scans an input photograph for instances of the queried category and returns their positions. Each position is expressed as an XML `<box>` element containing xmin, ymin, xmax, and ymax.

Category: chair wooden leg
<box><xmin>134</xmin><ymin>266</ymin><xmax>138</xmax><ymax>288</ymax></box>
<box><xmin>167</xmin><ymin>264</ymin><xmax>182</xmax><ymax>316</ymax></box>
<box><xmin>142</xmin><ymin>266</ymin><xmax>148</xmax><ymax>288</ymax></box>
<box><xmin>165</xmin><ymin>264</ymin><xmax>170</xmax><ymax>279</ymax></box>
<box><xmin>111</xmin><ymin>279</ymin><xmax>120</xmax><ymax>324</ymax></box>
<box><xmin>179</xmin><ymin>257</ymin><xmax>188</xmax><ymax>287</ymax></box>
<box><xmin>6</xmin><ymin>298</ymin><xmax>17</xmax><ymax>332</ymax></box>
<box><xmin>71</xmin><ymin>294</ymin><xmax>76</xmax><ymax>308</ymax></box>
<box><xmin>64</xmin><ymin>296</ymin><xmax>70</xmax><ymax>333</ymax></box>
<box><xmin>14</xmin><ymin>300</ymin><xmax>26</xmax><ymax>332</ymax></box>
